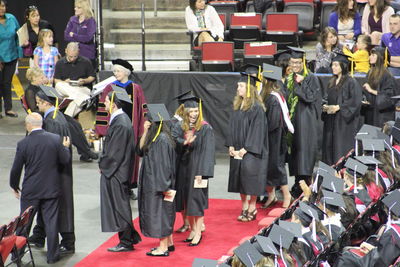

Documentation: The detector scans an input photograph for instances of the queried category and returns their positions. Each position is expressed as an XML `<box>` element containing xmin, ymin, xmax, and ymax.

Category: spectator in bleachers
<box><xmin>22</xmin><ymin>5</ymin><xmax>56</xmax><ymax>60</ymax></box>
<box><xmin>363</xmin><ymin>47</ymin><xmax>397</xmax><ymax>127</ymax></box>
<box><xmin>362</xmin><ymin>0</ymin><xmax>394</xmax><ymax>45</ymax></box>
<box><xmin>24</xmin><ymin>66</ymin><xmax>46</xmax><ymax>113</ymax></box>
<box><xmin>64</xmin><ymin>0</ymin><xmax>96</xmax><ymax>68</ymax></box>
<box><xmin>315</xmin><ymin>27</ymin><xmax>343</xmax><ymax>73</ymax></box>
<box><xmin>0</xmin><ymin>0</ymin><xmax>21</xmax><ymax>118</ymax></box>
<box><xmin>185</xmin><ymin>0</ymin><xmax>224</xmax><ymax>47</ymax></box>
<box><xmin>33</xmin><ymin>29</ymin><xmax>59</xmax><ymax>84</ymax></box>
<box><xmin>381</xmin><ymin>14</ymin><xmax>400</xmax><ymax>76</ymax></box>
<box><xmin>329</xmin><ymin>0</ymin><xmax>362</xmax><ymax>42</ymax></box>
<box><xmin>343</xmin><ymin>34</ymin><xmax>371</xmax><ymax>74</ymax></box>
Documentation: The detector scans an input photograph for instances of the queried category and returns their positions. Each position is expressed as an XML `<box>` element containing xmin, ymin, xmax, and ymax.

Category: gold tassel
<box><xmin>109</xmin><ymin>91</ymin><xmax>115</xmax><ymax>114</ymax></box>
<box><xmin>246</xmin><ymin>75</ymin><xmax>250</xmax><ymax>98</ymax></box>
<box><xmin>303</xmin><ymin>54</ymin><xmax>308</xmax><ymax>76</ymax></box>
<box><xmin>385</xmin><ymin>48</ymin><xmax>388</xmax><ymax>67</ymax></box>
<box><xmin>27</xmin><ymin>109</ymin><xmax>32</xmax><ymax>114</ymax></box>
<box><xmin>199</xmin><ymin>98</ymin><xmax>204</xmax><ymax>122</ymax></box>
<box><xmin>351</xmin><ymin>60</ymin><xmax>354</xmax><ymax>77</ymax></box>
<box><xmin>152</xmin><ymin>112</ymin><xmax>163</xmax><ymax>142</ymax></box>
<box><xmin>53</xmin><ymin>97</ymin><xmax>59</xmax><ymax>119</ymax></box>
<box><xmin>257</xmin><ymin>66</ymin><xmax>262</xmax><ymax>92</ymax></box>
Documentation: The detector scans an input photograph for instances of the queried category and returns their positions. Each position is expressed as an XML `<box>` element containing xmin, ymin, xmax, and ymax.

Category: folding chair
<box><xmin>208</xmin><ymin>1</ymin><xmax>240</xmax><ymax>15</ymax></box>
<box><xmin>229</xmin><ymin>13</ymin><xmax>263</xmax><ymax>48</ymax></box>
<box><xmin>20</xmin><ymin>95</ymin><xmax>31</xmax><ymax>114</ymax></box>
<box><xmin>264</xmin><ymin>13</ymin><xmax>302</xmax><ymax>49</ymax></box>
<box><xmin>0</xmin><ymin>217</ymin><xmax>19</xmax><ymax>267</ymax></box>
<box><xmin>201</xmin><ymin>41</ymin><xmax>234</xmax><ymax>71</ymax></box>
<box><xmin>283</xmin><ymin>0</ymin><xmax>316</xmax><ymax>32</ymax></box>
<box><xmin>13</xmin><ymin>206</ymin><xmax>35</xmax><ymax>267</ymax></box>
<box><xmin>218</xmin><ymin>13</ymin><xmax>230</xmax><ymax>40</ymax></box>
<box><xmin>243</xmin><ymin>41</ymin><xmax>277</xmax><ymax>65</ymax></box>
<box><xmin>320</xmin><ymin>0</ymin><xmax>337</xmax><ymax>32</ymax></box>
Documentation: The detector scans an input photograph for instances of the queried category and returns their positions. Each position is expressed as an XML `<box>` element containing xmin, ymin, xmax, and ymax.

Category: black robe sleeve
<box><xmin>339</xmin><ymin>78</ymin><xmax>362</xmax><ymax>123</ymax></box>
<box><xmin>9</xmin><ymin>142</ymin><xmax>24</xmax><ymax>191</ymax></box>
<box><xmin>192</xmin><ymin>124</ymin><xmax>215</xmax><ymax>178</ymax></box>
<box><xmin>244</xmin><ymin>105</ymin><xmax>267</xmax><ymax>155</ymax></box>
<box><xmin>25</xmin><ymin>85</ymin><xmax>39</xmax><ymax>112</ymax></box>
<box><xmin>375</xmin><ymin>72</ymin><xmax>396</xmax><ymax>111</ymax></box>
<box><xmin>266</xmin><ymin>96</ymin><xmax>281</xmax><ymax>132</ymax></box>
<box><xmin>295</xmin><ymin>74</ymin><xmax>321</xmax><ymax>104</ymax></box>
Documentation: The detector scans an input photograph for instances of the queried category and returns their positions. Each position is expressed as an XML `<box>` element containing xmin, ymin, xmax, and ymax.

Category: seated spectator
<box><xmin>24</xmin><ymin>66</ymin><xmax>46</xmax><ymax>113</ymax></box>
<box><xmin>381</xmin><ymin>14</ymin><xmax>400</xmax><ymax>76</ymax></box>
<box><xmin>54</xmin><ymin>42</ymin><xmax>95</xmax><ymax>118</ymax></box>
<box><xmin>329</xmin><ymin>0</ymin><xmax>362</xmax><ymax>42</ymax></box>
<box><xmin>315</xmin><ymin>27</ymin><xmax>343</xmax><ymax>73</ymax></box>
<box><xmin>362</xmin><ymin>0</ymin><xmax>394</xmax><ymax>45</ymax></box>
<box><xmin>33</xmin><ymin>29</ymin><xmax>59</xmax><ymax>84</ymax></box>
<box><xmin>185</xmin><ymin>0</ymin><xmax>224</xmax><ymax>47</ymax></box>
<box><xmin>343</xmin><ymin>34</ymin><xmax>371</xmax><ymax>74</ymax></box>
<box><xmin>64</xmin><ymin>0</ymin><xmax>96</xmax><ymax>68</ymax></box>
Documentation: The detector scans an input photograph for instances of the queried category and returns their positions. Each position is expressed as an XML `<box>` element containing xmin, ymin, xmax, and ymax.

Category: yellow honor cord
<box><xmin>303</xmin><ymin>54</ymin><xmax>308</xmax><ymax>76</ymax></box>
<box><xmin>152</xmin><ymin>112</ymin><xmax>163</xmax><ymax>142</ymax></box>
<box><xmin>27</xmin><ymin>109</ymin><xmax>32</xmax><ymax>114</ymax></box>
<box><xmin>384</xmin><ymin>48</ymin><xmax>388</xmax><ymax>67</ymax></box>
<box><xmin>246</xmin><ymin>75</ymin><xmax>250</xmax><ymax>98</ymax></box>
<box><xmin>109</xmin><ymin>91</ymin><xmax>115</xmax><ymax>114</ymax></box>
<box><xmin>199</xmin><ymin>98</ymin><xmax>204</xmax><ymax>122</ymax></box>
<box><xmin>351</xmin><ymin>60</ymin><xmax>354</xmax><ymax>77</ymax></box>
<box><xmin>53</xmin><ymin>97</ymin><xmax>59</xmax><ymax>119</ymax></box>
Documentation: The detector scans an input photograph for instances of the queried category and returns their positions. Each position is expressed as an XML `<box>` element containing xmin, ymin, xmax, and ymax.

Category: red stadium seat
<box><xmin>13</xmin><ymin>206</ymin><xmax>35</xmax><ymax>266</ymax></box>
<box><xmin>20</xmin><ymin>95</ymin><xmax>31</xmax><ymax>114</ymax></box>
<box><xmin>0</xmin><ymin>217</ymin><xmax>19</xmax><ymax>266</ymax></box>
<box><xmin>243</xmin><ymin>41</ymin><xmax>277</xmax><ymax>65</ymax></box>
<box><xmin>229</xmin><ymin>13</ymin><xmax>263</xmax><ymax>48</ymax></box>
<box><xmin>265</xmin><ymin>13</ymin><xmax>302</xmax><ymax>48</ymax></box>
<box><xmin>201</xmin><ymin>41</ymin><xmax>234</xmax><ymax>71</ymax></box>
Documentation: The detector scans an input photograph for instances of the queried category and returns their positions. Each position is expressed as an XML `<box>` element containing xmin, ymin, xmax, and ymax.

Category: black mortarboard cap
<box><xmin>354</xmin><ymin>156</ymin><xmax>382</xmax><ymax>166</ymax></box>
<box><xmin>321</xmin><ymin>189</ymin><xmax>346</xmax><ymax>209</ymax></box>
<box><xmin>332</xmin><ymin>52</ymin><xmax>349</xmax><ymax>65</ymax></box>
<box><xmin>177</xmin><ymin>93</ymin><xmax>200</xmax><ymax>108</ymax></box>
<box><xmin>278</xmin><ymin>220</ymin><xmax>302</xmax><ymax>238</ymax></box>
<box><xmin>254</xmin><ymin>235</ymin><xmax>279</xmax><ymax>255</ymax></box>
<box><xmin>362</xmin><ymin>138</ymin><xmax>385</xmax><ymax>152</ymax></box>
<box><xmin>321</xmin><ymin>173</ymin><xmax>345</xmax><ymax>194</ymax></box>
<box><xmin>382</xmin><ymin>189</ymin><xmax>400</xmax><ymax>217</ymax></box>
<box><xmin>371</xmin><ymin>46</ymin><xmax>386</xmax><ymax>57</ymax></box>
<box><xmin>295</xmin><ymin>202</ymin><xmax>320</xmax><ymax>225</ymax></box>
<box><xmin>109</xmin><ymin>84</ymin><xmax>132</xmax><ymax>104</ymax></box>
<box><xmin>287</xmin><ymin>46</ymin><xmax>305</xmax><ymax>59</ymax></box>
<box><xmin>273</xmin><ymin>50</ymin><xmax>291</xmax><ymax>62</ymax></box>
<box><xmin>268</xmin><ymin>224</ymin><xmax>295</xmax><ymax>250</ymax></box>
<box><xmin>262</xmin><ymin>63</ymin><xmax>282</xmax><ymax>81</ymax></box>
<box><xmin>238</xmin><ymin>72</ymin><xmax>260</xmax><ymax>86</ymax></box>
<box><xmin>233</xmin><ymin>240</ymin><xmax>263</xmax><ymax>267</ymax></box>
<box><xmin>355</xmin><ymin>124</ymin><xmax>381</xmax><ymax>140</ymax></box>
<box><xmin>241</xmin><ymin>63</ymin><xmax>261</xmax><ymax>76</ymax></box>
<box><xmin>146</xmin><ymin>104</ymin><xmax>171</xmax><ymax>122</ymax></box>
<box><xmin>392</xmin><ymin>118</ymin><xmax>400</xmax><ymax>143</ymax></box>
<box><xmin>112</xmin><ymin>58</ymin><xmax>134</xmax><ymax>72</ymax></box>
<box><xmin>37</xmin><ymin>85</ymin><xmax>62</xmax><ymax>104</ymax></box>
<box><xmin>308</xmin><ymin>202</ymin><xmax>326</xmax><ymax>220</ymax></box>
<box><xmin>345</xmin><ymin>157</ymin><xmax>368</xmax><ymax>176</ymax></box>
<box><xmin>192</xmin><ymin>258</ymin><xmax>218</xmax><ymax>267</ymax></box>
<box><xmin>317</xmin><ymin>161</ymin><xmax>337</xmax><ymax>177</ymax></box>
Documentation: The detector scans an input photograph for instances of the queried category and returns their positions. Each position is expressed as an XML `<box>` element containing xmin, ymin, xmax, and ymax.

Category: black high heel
<box><xmin>188</xmin><ymin>235</ymin><xmax>202</xmax><ymax>246</ymax></box>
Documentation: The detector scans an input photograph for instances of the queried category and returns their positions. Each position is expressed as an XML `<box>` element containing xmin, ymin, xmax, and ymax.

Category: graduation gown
<box><xmin>227</xmin><ymin>103</ymin><xmax>269</xmax><ymax>195</ymax></box>
<box><xmin>322</xmin><ymin>76</ymin><xmax>362</xmax><ymax>165</ymax></box>
<box><xmin>99</xmin><ymin>112</ymin><xmax>141</xmax><ymax>244</ymax></box>
<box><xmin>95</xmin><ymin>81</ymin><xmax>147</xmax><ymax>187</ymax></box>
<box><xmin>43</xmin><ymin>110</ymin><xmax>74</xmax><ymax>233</ymax></box>
<box><xmin>363</xmin><ymin>71</ymin><xmax>396</xmax><ymax>128</ymax></box>
<box><xmin>288</xmin><ymin>73</ymin><xmax>322</xmax><ymax>177</ymax></box>
<box><xmin>264</xmin><ymin>93</ymin><xmax>288</xmax><ymax>186</ymax></box>
<box><xmin>137</xmin><ymin>133</ymin><xmax>176</xmax><ymax>238</ymax></box>
<box><xmin>180</xmin><ymin>122</ymin><xmax>215</xmax><ymax>217</ymax></box>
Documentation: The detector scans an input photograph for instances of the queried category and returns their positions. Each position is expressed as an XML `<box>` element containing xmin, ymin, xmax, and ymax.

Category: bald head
<box><xmin>25</xmin><ymin>112</ymin><xmax>43</xmax><ymax>132</ymax></box>
<box><xmin>65</xmin><ymin>42</ymin><xmax>80</xmax><ymax>62</ymax></box>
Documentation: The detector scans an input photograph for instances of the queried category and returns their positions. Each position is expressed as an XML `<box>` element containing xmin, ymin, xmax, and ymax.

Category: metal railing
<box><xmin>141</xmin><ymin>3</ymin><xmax>146</xmax><ymax>71</ymax></box>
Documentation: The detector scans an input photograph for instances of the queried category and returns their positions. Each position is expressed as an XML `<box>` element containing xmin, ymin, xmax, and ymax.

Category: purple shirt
<box><xmin>64</xmin><ymin>16</ymin><xmax>96</xmax><ymax>60</ymax></box>
<box><xmin>381</xmin><ymin>32</ymin><xmax>400</xmax><ymax>56</ymax></box>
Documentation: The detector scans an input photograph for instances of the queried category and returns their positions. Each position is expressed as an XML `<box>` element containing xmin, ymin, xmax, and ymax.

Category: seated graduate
<box><xmin>354</xmin><ymin>156</ymin><xmax>385</xmax><ymax>200</ymax></box>
<box><xmin>137</xmin><ymin>104</ymin><xmax>176</xmax><ymax>257</ymax></box>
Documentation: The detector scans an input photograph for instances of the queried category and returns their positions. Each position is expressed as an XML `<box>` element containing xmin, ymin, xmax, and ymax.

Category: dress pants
<box><xmin>118</xmin><ymin>224</ymin><xmax>140</xmax><ymax>248</ymax></box>
<box><xmin>20</xmin><ymin>197</ymin><xmax>60</xmax><ymax>262</ymax></box>
<box><xmin>64</xmin><ymin>115</ymin><xmax>92</xmax><ymax>157</ymax></box>
<box><xmin>0</xmin><ymin>59</ymin><xmax>18</xmax><ymax>112</ymax></box>
<box><xmin>55</xmin><ymin>82</ymin><xmax>91</xmax><ymax>117</ymax></box>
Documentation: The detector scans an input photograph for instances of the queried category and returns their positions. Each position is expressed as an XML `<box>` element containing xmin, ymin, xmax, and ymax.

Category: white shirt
<box><xmin>109</xmin><ymin>108</ymin><xmax>124</xmax><ymax>125</ymax></box>
<box><xmin>185</xmin><ymin>5</ymin><xmax>224</xmax><ymax>39</ymax></box>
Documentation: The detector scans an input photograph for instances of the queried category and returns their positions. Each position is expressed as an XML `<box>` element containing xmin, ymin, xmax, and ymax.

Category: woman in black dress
<box><xmin>322</xmin><ymin>54</ymin><xmax>362</xmax><ymax>165</ymax></box>
<box><xmin>24</xmin><ymin>66</ymin><xmax>47</xmax><ymax>112</ymax></box>
<box><xmin>363</xmin><ymin>47</ymin><xmax>397</xmax><ymax>128</ymax></box>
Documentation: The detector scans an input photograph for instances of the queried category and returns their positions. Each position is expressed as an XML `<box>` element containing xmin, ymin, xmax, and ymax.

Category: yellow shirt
<box><xmin>343</xmin><ymin>47</ymin><xmax>370</xmax><ymax>73</ymax></box>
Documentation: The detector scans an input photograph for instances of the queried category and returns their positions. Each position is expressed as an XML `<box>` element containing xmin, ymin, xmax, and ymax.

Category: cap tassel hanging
<box><xmin>199</xmin><ymin>98</ymin><xmax>204</xmax><ymax>122</ymax></box>
<box><xmin>351</xmin><ymin>60</ymin><xmax>354</xmax><ymax>77</ymax></box>
<box><xmin>257</xmin><ymin>66</ymin><xmax>262</xmax><ymax>93</ymax></box>
<box><xmin>384</xmin><ymin>48</ymin><xmax>389</xmax><ymax>67</ymax></box>
<box><xmin>152</xmin><ymin>112</ymin><xmax>163</xmax><ymax>142</ymax></box>
<box><xmin>49</xmin><ymin>91</ymin><xmax>59</xmax><ymax>119</ymax></box>
<box><xmin>311</xmin><ymin>217</ymin><xmax>317</xmax><ymax>242</ymax></box>
<box><xmin>354</xmin><ymin>165</ymin><xmax>358</xmax><ymax>194</ymax></box>
<box><xmin>303</xmin><ymin>54</ymin><xmax>308</xmax><ymax>76</ymax></box>
<box><xmin>109</xmin><ymin>91</ymin><xmax>116</xmax><ymax>114</ymax></box>
<box><xmin>246</xmin><ymin>75</ymin><xmax>251</xmax><ymax>98</ymax></box>
<box><xmin>312</xmin><ymin>170</ymin><xmax>320</xmax><ymax>193</ymax></box>
<box><xmin>375</xmin><ymin>164</ymin><xmax>379</xmax><ymax>185</ymax></box>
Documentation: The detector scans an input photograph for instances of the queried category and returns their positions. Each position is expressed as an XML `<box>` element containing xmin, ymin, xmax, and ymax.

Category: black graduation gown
<box><xmin>364</xmin><ymin>71</ymin><xmax>397</xmax><ymax>128</ymax></box>
<box><xmin>43</xmin><ymin>110</ymin><xmax>74</xmax><ymax>233</ymax></box>
<box><xmin>288</xmin><ymin>73</ymin><xmax>322</xmax><ymax>177</ymax></box>
<box><xmin>264</xmin><ymin>93</ymin><xmax>288</xmax><ymax>186</ymax></box>
<box><xmin>137</xmin><ymin>133</ymin><xmax>176</xmax><ymax>238</ymax></box>
<box><xmin>322</xmin><ymin>76</ymin><xmax>362</xmax><ymax>165</ymax></box>
<box><xmin>181</xmin><ymin>122</ymin><xmax>215</xmax><ymax>217</ymax></box>
<box><xmin>99</xmin><ymin>112</ymin><xmax>141</xmax><ymax>244</ymax></box>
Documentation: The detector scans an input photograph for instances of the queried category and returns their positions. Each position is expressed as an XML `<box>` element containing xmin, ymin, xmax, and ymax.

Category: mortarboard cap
<box><xmin>355</xmin><ymin>124</ymin><xmax>381</xmax><ymax>140</ymax></box>
<box><xmin>112</xmin><ymin>58</ymin><xmax>133</xmax><ymax>72</ymax></box>
<box><xmin>296</xmin><ymin>202</ymin><xmax>320</xmax><ymax>223</ymax></box>
<box><xmin>268</xmin><ymin>224</ymin><xmax>295</xmax><ymax>250</ymax></box>
<box><xmin>321</xmin><ymin>189</ymin><xmax>346</xmax><ymax>209</ymax></box>
<box><xmin>362</xmin><ymin>138</ymin><xmax>385</xmax><ymax>153</ymax></box>
<box><xmin>37</xmin><ymin>85</ymin><xmax>62</xmax><ymax>104</ymax></box>
<box><xmin>278</xmin><ymin>220</ymin><xmax>302</xmax><ymax>238</ymax></box>
<box><xmin>273</xmin><ymin>50</ymin><xmax>291</xmax><ymax>62</ymax></box>
<box><xmin>382</xmin><ymin>189</ymin><xmax>400</xmax><ymax>217</ymax></box>
<box><xmin>321</xmin><ymin>173</ymin><xmax>345</xmax><ymax>194</ymax></box>
<box><xmin>233</xmin><ymin>240</ymin><xmax>263</xmax><ymax>267</ymax></box>
<box><xmin>192</xmin><ymin>258</ymin><xmax>218</xmax><ymax>267</ymax></box>
<box><xmin>332</xmin><ymin>52</ymin><xmax>350</xmax><ymax>65</ymax></box>
<box><xmin>262</xmin><ymin>63</ymin><xmax>282</xmax><ymax>81</ymax></box>
<box><xmin>392</xmin><ymin>118</ymin><xmax>400</xmax><ymax>144</ymax></box>
<box><xmin>177</xmin><ymin>93</ymin><xmax>200</xmax><ymax>108</ymax></box>
<box><xmin>345</xmin><ymin>157</ymin><xmax>368</xmax><ymax>176</ymax></box>
<box><xmin>308</xmin><ymin>202</ymin><xmax>326</xmax><ymax>220</ymax></box>
<box><xmin>241</xmin><ymin>63</ymin><xmax>261</xmax><ymax>76</ymax></box>
<box><xmin>354</xmin><ymin>156</ymin><xmax>382</xmax><ymax>166</ymax></box>
<box><xmin>109</xmin><ymin>84</ymin><xmax>132</xmax><ymax>105</ymax></box>
<box><xmin>317</xmin><ymin>161</ymin><xmax>337</xmax><ymax>177</ymax></box>
<box><xmin>146</xmin><ymin>104</ymin><xmax>171</xmax><ymax>122</ymax></box>
<box><xmin>254</xmin><ymin>235</ymin><xmax>279</xmax><ymax>255</ymax></box>
<box><xmin>287</xmin><ymin>46</ymin><xmax>305</xmax><ymax>59</ymax></box>
<box><xmin>238</xmin><ymin>72</ymin><xmax>260</xmax><ymax>86</ymax></box>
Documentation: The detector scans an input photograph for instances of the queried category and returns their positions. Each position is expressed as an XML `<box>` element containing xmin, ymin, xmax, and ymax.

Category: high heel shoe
<box><xmin>150</xmin><ymin>245</ymin><xmax>175</xmax><ymax>252</ymax></box>
<box><xmin>261</xmin><ymin>197</ymin><xmax>277</xmax><ymax>209</ymax></box>
<box><xmin>188</xmin><ymin>235</ymin><xmax>202</xmax><ymax>246</ymax></box>
<box><xmin>237</xmin><ymin>210</ymin><xmax>248</xmax><ymax>221</ymax></box>
<box><xmin>240</xmin><ymin>209</ymin><xmax>257</xmax><ymax>222</ymax></box>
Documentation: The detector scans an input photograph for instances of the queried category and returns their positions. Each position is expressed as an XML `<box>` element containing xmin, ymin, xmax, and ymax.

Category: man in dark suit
<box><xmin>9</xmin><ymin>112</ymin><xmax>71</xmax><ymax>264</ymax></box>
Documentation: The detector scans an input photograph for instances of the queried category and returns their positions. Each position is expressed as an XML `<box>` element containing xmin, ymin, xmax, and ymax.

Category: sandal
<box><xmin>261</xmin><ymin>197</ymin><xmax>278</xmax><ymax>209</ymax></box>
<box><xmin>237</xmin><ymin>210</ymin><xmax>248</xmax><ymax>221</ymax></box>
<box><xmin>176</xmin><ymin>224</ymin><xmax>190</xmax><ymax>233</ymax></box>
<box><xmin>240</xmin><ymin>209</ymin><xmax>257</xmax><ymax>222</ymax></box>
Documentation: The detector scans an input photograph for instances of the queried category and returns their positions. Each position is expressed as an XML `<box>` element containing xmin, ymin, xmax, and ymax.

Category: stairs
<box><xmin>102</xmin><ymin>0</ymin><xmax>191</xmax><ymax>71</ymax></box>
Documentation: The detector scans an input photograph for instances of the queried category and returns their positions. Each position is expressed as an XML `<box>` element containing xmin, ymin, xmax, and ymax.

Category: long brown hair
<box><xmin>378</xmin><ymin>150</ymin><xmax>400</xmax><ymax>180</ymax></box>
<box><xmin>142</xmin><ymin>122</ymin><xmax>175</xmax><ymax>152</ymax></box>
<box><xmin>260</xmin><ymin>79</ymin><xmax>280</xmax><ymax>103</ymax></box>
<box><xmin>371</xmin><ymin>0</ymin><xmax>390</xmax><ymax>19</ymax></box>
<box><xmin>367</xmin><ymin>47</ymin><xmax>391</xmax><ymax>89</ymax></box>
<box><xmin>320</xmin><ymin>26</ymin><xmax>339</xmax><ymax>50</ymax></box>
<box><xmin>181</xmin><ymin>107</ymin><xmax>203</xmax><ymax>132</ymax></box>
<box><xmin>334</xmin><ymin>0</ymin><xmax>357</xmax><ymax>21</ymax></box>
<box><xmin>233</xmin><ymin>83</ymin><xmax>265</xmax><ymax>111</ymax></box>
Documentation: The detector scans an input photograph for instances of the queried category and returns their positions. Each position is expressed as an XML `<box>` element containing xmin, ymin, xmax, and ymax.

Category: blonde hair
<box><xmin>26</xmin><ymin>66</ymin><xmax>44</xmax><ymax>82</ymax></box>
<box><xmin>75</xmin><ymin>0</ymin><xmax>94</xmax><ymax>18</ymax></box>
<box><xmin>181</xmin><ymin>107</ymin><xmax>203</xmax><ymax>132</ymax></box>
<box><xmin>233</xmin><ymin>83</ymin><xmax>265</xmax><ymax>111</ymax></box>
<box><xmin>37</xmin><ymin>29</ymin><xmax>53</xmax><ymax>48</ymax></box>
<box><xmin>175</xmin><ymin>104</ymin><xmax>185</xmax><ymax>117</ymax></box>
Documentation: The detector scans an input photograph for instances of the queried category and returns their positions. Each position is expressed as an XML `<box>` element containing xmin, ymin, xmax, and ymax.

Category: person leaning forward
<box><xmin>9</xmin><ymin>113</ymin><xmax>71</xmax><ymax>264</ymax></box>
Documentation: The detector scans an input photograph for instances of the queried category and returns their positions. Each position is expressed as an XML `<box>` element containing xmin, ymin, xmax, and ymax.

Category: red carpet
<box><xmin>75</xmin><ymin>199</ymin><xmax>269</xmax><ymax>267</ymax></box>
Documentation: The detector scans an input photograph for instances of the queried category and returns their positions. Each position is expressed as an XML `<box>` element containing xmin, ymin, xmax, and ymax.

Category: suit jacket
<box><xmin>9</xmin><ymin>129</ymin><xmax>70</xmax><ymax>200</ymax></box>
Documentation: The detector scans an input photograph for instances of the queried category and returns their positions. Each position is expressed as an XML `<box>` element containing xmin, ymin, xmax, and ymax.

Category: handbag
<box><xmin>23</xmin><ymin>42</ymin><xmax>33</xmax><ymax>57</ymax></box>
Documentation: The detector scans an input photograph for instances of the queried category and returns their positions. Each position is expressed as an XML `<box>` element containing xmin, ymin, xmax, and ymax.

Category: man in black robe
<box><xmin>99</xmin><ymin>85</ymin><xmax>141</xmax><ymax>252</ymax></box>
<box><xmin>29</xmin><ymin>85</ymin><xmax>76</xmax><ymax>255</ymax></box>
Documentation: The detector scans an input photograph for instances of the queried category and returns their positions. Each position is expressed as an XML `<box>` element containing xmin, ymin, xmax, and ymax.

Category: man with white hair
<box><xmin>53</xmin><ymin>42</ymin><xmax>95</xmax><ymax>117</ymax></box>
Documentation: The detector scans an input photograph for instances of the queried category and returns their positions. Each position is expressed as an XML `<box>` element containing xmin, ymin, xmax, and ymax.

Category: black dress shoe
<box><xmin>183</xmin><ymin>238</ymin><xmax>193</xmax><ymax>242</ymax></box>
<box><xmin>188</xmin><ymin>236</ymin><xmax>202</xmax><ymax>247</ymax></box>
<box><xmin>59</xmin><ymin>245</ymin><xmax>75</xmax><ymax>255</ymax></box>
<box><xmin>88</xmin><ymin>150</ymin><xmax>99</xmax><ymax>160</ymax></box>
<box><xmin>151</xmin><ymin>245</ymin><xmax>175</xmax><ymax>252</ymax></box>
<box><xmin>107</xmin><ymin>244</ymin><xmax>133</xmax><ymax>252</ymax></box>
<box><xmin>80</xmin><ymin>155</ymin><xmax>93</xmax><ymax>162</ymax></box>
<box><xmin>47</xmin><ymin>257</ymin><xmax>60</xmax><ymax>264</ymax></box>
<box><xmin>28</xmin><ymin>236</ymin><xmax>45</xmax><ymax>248</ymax></box>
<box><xmin>146</xmin><ymin>250</ymin><xmax>169</xmax><ymax>256</ymax></box>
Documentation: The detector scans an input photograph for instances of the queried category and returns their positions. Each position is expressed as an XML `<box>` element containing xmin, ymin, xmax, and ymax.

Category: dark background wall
<box><xmin>6</xmin><ymin>0</ymin><xmax>74</xmax><ymax>55</ymax></box>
